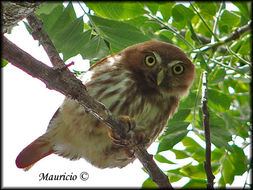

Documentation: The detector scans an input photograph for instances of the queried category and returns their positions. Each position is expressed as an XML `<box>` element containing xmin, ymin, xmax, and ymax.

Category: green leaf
<box><xmin>53</xmin><ymin>17</ymin><xmax>86</xmax><ymax>61</ymax></box>
<box><xmin>157</xmin><ymin>130</ymin><xmax>188</xmax><ymax>153</ymax></box>
<box><xmin>195</xmin><ymin>2</ymin><xmax>218</xmax><ymax>16</ymax></box>
<box><xmin>210</xmin><ymin>126</ymin><xmax>232</xmax><ymax>150</ymax></box>
<box><xmin>199</xmin><ymin>109</ymin><xmax>232</xmax><ymax>149</ymax></box>
<box><xmin>36</xmin><ymin>3</ymin><xmax>93</xmax><ymax>61</ymax></box>
<box><xmin>209</xmin><ymin>67</ymin><xmax>226</xmax><ymax>84</ymax></box>
<box><xmin>209</xmin><ymin>110</ymin><xmax>226</xmax><ymax>128</ymax></box>
<box><xmin>170</xmin><ymin>109</ymin><xmax>191</xmax><ymax>122</ymax></box>
<box><xmin>180</xmin><ymin>163</ymin><xmax>206</xmax><ymax>180</ymax></box>
<box><xmin>179</xmin><ymin>92</ymin><xmax>197</xmax><ymax>109</ymax></box>
<box><xmin>219</xmin><ymin>10</ymin><xmax>241</xmax><ymax>33</ymax></box>
<box><xmin>2</xmin><ymin>59</ymin><xmax>8</xmax><ymax>67</ymax></box>
<box><xmin>142</xmin><ymin>177</ymin><xmax>157</xmax><ymax>188</ymax></box>
<box><xmin>144</xmin><ymin>2</ymin><xmax>159</xmax><ymax>15</ymax></box>
<box><xmin>35</xmin><ymin>2</ymin><xmax>61</xmax><ymax>15</ymax></box>
<box><xmin>198</xmin><ymin>56</ymin><xmax>211</xmax><ymax>71</ymax></box>
<box><xmin>222</xmin><ymin>155</ymin><xmax>235</xmax><ymax>184</ymax></box>
<box><xmin>171</xmin><ymin>149</ymin><xmax>190</xmax><ymax>159</ymax></box>
<box><xmin>183</xmin><ymin>179</ymin><xmax>207</xmax><ymax>188</ymax></box>
<box><xmin>223</xmin><ymin>111</ymin><xmax>250</xmax><ymax>139</ymax></box>
<box><xmin>65</xmin><ymin>29</ymin><xmax>92</xmax><ymax>60</ymax></box>
<box><xmin>80</xmin><ymin>35</ymin><xmax>109</xmax><ymax>60</ymax></box>
<box><xmin>230</xmin><ymin>145</ymin><xmax>247</xmax><ymax>175</ymax></box>
<box><xmin>232</xmin><ymin>2</ymin><xmax>251</xmax><ymax>20</ymax></box>
<box><xmin>39</xmin><ymin>3</ymin><xmax>76</xmax><ymax>39</ymax></box>
<box><xmin>221</xmin><ymin>145</ymin><xmax>248</xmax><ymax>185</ymax></box>
<box><xmin>160</xmin><ymin>122</ymin><xmax>190</xmax><ymax>140</ymax></box>
<box><xmin>182</xmin><ymin>136</ymin><xmax>205</xmax><ymax>162</ymax></box>
<box><xmin>208</xmin><ymin>89</ymin><xmax>232</xmax><ymax>112</ymax></box>
<box><xmin>154</xmin><ymin>154</ymin><xmax>175</xmax><ymax>164</ymax></box>
<box><xmin>36</xmin><ymin>4</ymin><xmax>65</xmax><ymax>37</ymax></box>
<box><xmin>211</xmin><ymin>148</ymin><xmax>226</xmax><ymax>162</ymax></box>
<box><xmin>159</xmin><ymin>2</ymin><xmax>174</xmax><ymax>21</ymax></box>
<box><xmin>124</xmin><ymin>16</ymin><xmax>149</xmax><ymax>28</ymax></box>
<box><xmin>224</xmin><ymin>78</ymin><xmax>250</xmax><ymax>93</ymax></box>
<box><xmin>172</xmin><ymin>4</ymin><xmax>194</xmax><ymax>22</ymax></box>
<box><xmin>166</xmin><ymin>168</ymin><xmax>187</xmax><ymax>177</ymax></box>
<box><xmin>182</xmin><ymin>136</ymin><xmax>203</xmax><ymax>149</ymax></box>
<box><xmin>238</xmin><ymin>35</ymin><xmax>250</xmax><ymax>55</ymax></box>
<box><xmin>212</xmin><ymin>162</ymin><xmax>221</xmax><ymax>175</ymax></box>
<box><xmin>86</xmin><ymin>2</ymin><xmax>148</xmax><ymax>20</ymax></box>
<box><xmin>168</xmin><ymin>175</ymin><xmax>182</xmax><ymax>183</ymax></box>
<box><xmin>172</xmin><ymin>4</ymin><xmax>195</xmax><ymax>30</ymax></box>
<box><xmin>218</xmin><ymin>174</ymin><xmax>226</xmax><ymax>187</ymax></box>
<box><xmin>89</xmin><ymin>15</ymin><xmax>150</xmax><ymax>52</ymax></box>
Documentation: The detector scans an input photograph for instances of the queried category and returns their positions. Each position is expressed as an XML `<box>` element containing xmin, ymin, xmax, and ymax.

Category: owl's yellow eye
<box><xmin>172</xmin><ymin>64</ymin><xmax>184</xmax><ymax>75</ymax></box>
<box><xmin>145</xmin><ymin>55</ymin><xmax>156</xmax><ymax>66</ymax></box>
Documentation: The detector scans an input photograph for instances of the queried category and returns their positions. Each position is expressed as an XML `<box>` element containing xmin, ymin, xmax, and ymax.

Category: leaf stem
<box><xmin>190</xmin><ymin>2</ymin><xmax>219</xmax><ymax>42</ymax></box>
<box><xmin>147</xmin><ymin>14</ymin><xmax>194</xmax><ymax>49</ymax></box>
<box><xmin>211</xmin><ymin>2</ymin><xmax>224</xmax><ymax>43</ymax></box>
<box><xmin>226</xmin><ymin>45</ymin><xmax>251</xmax><ymax>65</ymax></box>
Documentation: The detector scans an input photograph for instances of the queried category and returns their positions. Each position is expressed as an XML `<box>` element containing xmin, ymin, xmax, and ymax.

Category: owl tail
<box><xmin>16</xmin><ymin>136</ymin><xmax>55</xmax><ymax>171</ymax></box>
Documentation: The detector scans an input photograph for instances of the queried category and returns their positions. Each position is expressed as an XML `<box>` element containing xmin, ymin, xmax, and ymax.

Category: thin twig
<box><xmin>147</xmin><ymin>14</ymin><xmax>194</xmax><ymax>49</ymax></box>
<box><xmin>190</xmin><ymin>2</ymin><xmax>219</xmax><ymax>42</ymax></box>
<box><xmin>211</xmin><ymin>2</ymin><xmax>224</xmax><ymax>43</ymax></box>
<box><xmin>225</xmin><ymin>45</ymin><xmax>251</xmax><ymax>65</ymax></box>
<box><xmin>201</xmin><ymin>71</ymin><xmax>215</xmax><ymax>189</ymax></box>
<box><xmin>193</xmin><ymin>21</ymin><xmax>252</xmax><ymax>53</ymax></box>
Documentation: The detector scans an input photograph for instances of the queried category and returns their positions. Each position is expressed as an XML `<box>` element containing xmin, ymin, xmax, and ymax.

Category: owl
<box><xmin>16</xmin><ymin>41</ymin><xmax>195</xmax><ymax>170</ymax></box>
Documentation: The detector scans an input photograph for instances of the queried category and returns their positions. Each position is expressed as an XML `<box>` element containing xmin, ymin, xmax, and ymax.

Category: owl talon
<box><xmin>108</xmin><ymin>115</ymin><xmax>150</xmax><ymax>148</ymax></box>
<box><xmin>118</xmin><ymin>115</ymin><xmax>136</xmax><ymax>132</ymax></box>
<box><xmin>108</xmin><ymin>115</ymin><xmax>137</xmax><ymax>146</ymax></box>
<box><xmin>124</xmin><ymin>148</ymin><xmax>135</xmax><ymax>159</ymax></box>
<box><xmin>108</xmin><ymin>130</ymin><xmax>129</xmax><ymax>146</ymax></box>
<box><xmin>134</xmin><ymin>131</ymin><xmax>147</xmax><ymax>145</ymax></box>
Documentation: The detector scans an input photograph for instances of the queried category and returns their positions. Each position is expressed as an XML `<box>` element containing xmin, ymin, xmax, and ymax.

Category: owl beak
<box><xmin>157</xmin><ymin>70</ymin><xmax>164</xmax><ymax>86</ymax></box>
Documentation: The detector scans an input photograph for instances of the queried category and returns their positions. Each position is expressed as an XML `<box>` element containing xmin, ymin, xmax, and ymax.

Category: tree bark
<box><xmin>2</xmin><ymin>2</ymin><xmax>43</xmax><ymax>33</ymax></box>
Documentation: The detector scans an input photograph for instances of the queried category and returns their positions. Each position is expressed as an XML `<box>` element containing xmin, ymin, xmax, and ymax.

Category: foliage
<box><xmin>31</xmin><ymin>1</ymin><xmax>251</xmax><ymax>188</ymax></box>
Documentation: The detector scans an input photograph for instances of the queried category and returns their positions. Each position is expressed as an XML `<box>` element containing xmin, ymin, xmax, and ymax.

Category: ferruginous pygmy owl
<box><xmin>16</xmin><ymin>41</ymin><xmax>195</xmax><ymax>170</ymax></box>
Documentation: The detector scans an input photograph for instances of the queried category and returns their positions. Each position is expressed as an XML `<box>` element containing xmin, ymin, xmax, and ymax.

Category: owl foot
<box><xmin>108</xmin><ymin>115</ymin><xmax>149</xmax><ymax>147</ymax></box>
<box><xmin>108</xmin><ymin>115</ymin><xmax>135</xmax><ymax>146</ymax></box>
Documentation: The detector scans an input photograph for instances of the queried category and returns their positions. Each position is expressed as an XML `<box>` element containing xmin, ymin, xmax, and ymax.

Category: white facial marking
<box><xmin>152</xmin><ymin>52</ymin><xmax>162</xmax><ymax>64</ymax></box>
<box><xmin>168</xmin><ymin>60</ymin><xmax>183</xmax><ymax>68</ymax></box>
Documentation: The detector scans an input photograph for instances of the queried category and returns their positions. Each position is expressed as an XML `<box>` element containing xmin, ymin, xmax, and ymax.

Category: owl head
<box><xmin>120</xmin><ymin>41</ymin><xmax>195</xmax><ymax>98</ymax></box>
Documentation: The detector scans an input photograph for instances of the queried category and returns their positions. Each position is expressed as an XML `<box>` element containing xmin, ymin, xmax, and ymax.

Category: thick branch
<box><xmin>2</xmin><ymin>35</ymin><xmax>172</xmax><ymax>188</ymax></box>
<box><xmin>202</xmin><ymin>71</ymin><xmax>215</xmax><ymax>189</ymax></box>
<box><xmin>2</xmin><ymin>35</ymin><xmax>128</xmax><ymax>140</ymax></box>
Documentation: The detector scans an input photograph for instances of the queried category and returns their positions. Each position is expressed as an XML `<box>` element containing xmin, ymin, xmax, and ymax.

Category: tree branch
<box><xmin>2</xmin><ymin>15</ymin><xmax>172</xmax><ymax>188</ymax></box>
<box><xmin>2</xmin><ymin>2</ymin><xmax>43</xmax><ymax>33</ymax></box>
<box><xmin>26</xmin><ymin>13</ymin><xmax>65</xmax><ymax>69</ymax></box>
<box><xmin>194</xmin><ymin>21</ymin><xmax>252</xmax><ymax>53</ymax></box>
<box><xmin>201</xmin><ymin>71</ymin><xmax>215</xmax><ymax>189</ymax></box>
<box><xmin>135</xmin><ymin>145</ymin><xmax>172</xmax><ymax>188</ymax></box>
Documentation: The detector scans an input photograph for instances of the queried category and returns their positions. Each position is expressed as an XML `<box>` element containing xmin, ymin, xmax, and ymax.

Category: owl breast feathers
<box><xmin>16</xmin><ymin>41</ymin><xmax>195</xmax><ymax>170</ymax></box>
